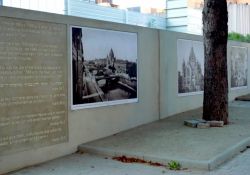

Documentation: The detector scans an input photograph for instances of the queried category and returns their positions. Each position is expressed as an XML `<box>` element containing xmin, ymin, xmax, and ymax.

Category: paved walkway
<box><xmin>79</xmin><ymin>104</ymin><xmax>250</xmax><ymax>170</ymax></box>
<box><xmin>9</xmin><ymin>150</ymin><xmax>250</xmax><ymax>175</ymax></box>
<box><xmin>8</xmin><ymin>102</ymin><xmax>250</xmax><ymax>174</ymax></box>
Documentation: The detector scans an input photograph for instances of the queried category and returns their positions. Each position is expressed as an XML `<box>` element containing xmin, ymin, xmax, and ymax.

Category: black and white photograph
<box><xmin>71</xmin><ymin>26</ymin><xmax>138</xmax><ymax>109</ymax></box>
<box><xmin>230</xmin><ymin>46</ymin><xmax>248</xmax><ymax>89</ymax></box>
<box><xmin>177</xmin><ymin>39</ymin><xmax>204</xmax><ymax>95</ymax></box>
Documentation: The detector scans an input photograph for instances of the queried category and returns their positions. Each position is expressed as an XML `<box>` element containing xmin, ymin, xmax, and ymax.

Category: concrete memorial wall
<box><xmin>0</xmin><ymin>17</ymin><xmax>68</xmax><ymax>155</ymax></box>
<box><xmin>0</xmin><ymin>5</ymin><xmax>250</xmax><ymax>175</ymax></box>
<box><xmin>0</xmin><ymin>7</ymin><xmax>159</xmax><ymax>174</ymax></box>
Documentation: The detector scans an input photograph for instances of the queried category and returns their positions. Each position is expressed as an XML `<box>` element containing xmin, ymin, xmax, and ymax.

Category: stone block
<box><xmin>197</xmin><ymin>122</ymin><xmax>210</xmax><ymax>129</ymax></box>
<box><xmin>184</xmin><ymin>120</ymin><xmax>200</xmax><ymax>128</ymax></box>
<box><xmin>208</xmin><ymin>121</ymin><xmax>224</xmax><ymax>127</ymax></box>
<box><xmin>194</xmin><ymin>119</ymin><xmax>207</xmax><ymax>123</ymax></box>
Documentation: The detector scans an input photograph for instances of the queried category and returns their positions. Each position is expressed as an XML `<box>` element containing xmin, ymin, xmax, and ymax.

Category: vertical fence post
<box><xmin>64</xmin><ymin>0</ymin><xmax>68</xmax><ymax>15</ymax></box>
<box><xmin>123</xmin><ymin>10</ymin><xmax>128</xmax><ymax>24</ymax></box>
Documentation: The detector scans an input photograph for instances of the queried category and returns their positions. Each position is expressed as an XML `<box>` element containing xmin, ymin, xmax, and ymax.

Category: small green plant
<box><xmin>228</xmin><ymin>32</ymin><xmax>250</xmax><ymax>43</ymax></box>
<box><xmin>167</xmin><ymin>160</ymin><xmax>181</xmax><ymax>170</ymax></box>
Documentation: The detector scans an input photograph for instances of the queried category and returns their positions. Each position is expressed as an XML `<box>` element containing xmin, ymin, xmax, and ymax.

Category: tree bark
<box><xmin>202</xmin><ymin>0</ymin><xmax>229</xmax><ymax>124</ymax></box>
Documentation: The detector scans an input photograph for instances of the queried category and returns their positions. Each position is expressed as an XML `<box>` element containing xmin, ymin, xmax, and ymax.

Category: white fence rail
<box><xmin>2</xmin><ymin>0</ymin><xmax>65</xmax><ymax>14</ymax></box>
<box><xmin>228</xmin><ymin>3</ymin><xmax>250</xmax><ymax>35</ymax></box>
<box><xmin>187</xmin><ymin>3</ymin><xmax>250</xmax><ymax>35</ymax></box>
<box><xmin>166</xmin><ymin>0</ymin><xmax>188</xmax><ymax>32</ymax></box>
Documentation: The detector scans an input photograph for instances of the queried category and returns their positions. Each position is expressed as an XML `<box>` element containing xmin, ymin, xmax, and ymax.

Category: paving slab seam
<box><xmin>78</xmin><ymin>145</ymin><xmax>118</xmax><ymax>158</ymax></box>
<box><xmin>229</xmin><ymin>102</ymin><xmax>250</xmax><ymax>108</ymax></box>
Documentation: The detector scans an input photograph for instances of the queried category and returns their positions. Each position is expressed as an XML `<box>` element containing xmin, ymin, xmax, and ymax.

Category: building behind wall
<box><xmin>188</xmin><ymin>0</ymin><xmax>250</xmax><ymax>35</ymax></box>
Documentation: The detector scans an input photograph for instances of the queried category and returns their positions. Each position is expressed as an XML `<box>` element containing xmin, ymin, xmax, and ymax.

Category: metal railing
<box><xmin>68</xmin><ymin>0</ymin><xmax>168</xmax><ymax>29</ymax></box>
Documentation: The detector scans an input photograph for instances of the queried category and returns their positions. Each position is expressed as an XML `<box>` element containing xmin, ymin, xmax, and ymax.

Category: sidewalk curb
<box><xmin>78</xmin><ymin>137</ymin><xmax>250</xmax><ymax>171</ymax></box>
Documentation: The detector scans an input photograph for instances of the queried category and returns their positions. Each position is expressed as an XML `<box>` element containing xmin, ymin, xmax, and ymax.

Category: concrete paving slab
<box><xmin>229</xmin><ymin>101</ymin><xmax>250</xmax><ymax>108</ymax></box>
<box><xmin>78</xmin><ymin>104</ymin><xmax>250</xmax><ymax>170</ymax></box>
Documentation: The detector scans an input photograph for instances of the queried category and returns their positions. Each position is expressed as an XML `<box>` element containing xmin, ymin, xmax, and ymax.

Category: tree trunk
<box><xmin>202</xmin><ymin>0</ymin><xmax>229</xmax><ymax>124</ymax></box>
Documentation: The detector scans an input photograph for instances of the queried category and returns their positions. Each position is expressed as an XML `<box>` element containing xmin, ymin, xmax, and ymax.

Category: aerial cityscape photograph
<box><xmin>72</xmin><ymin>26</ymin><xmax>138</xmax><ymax>108</ymax></box>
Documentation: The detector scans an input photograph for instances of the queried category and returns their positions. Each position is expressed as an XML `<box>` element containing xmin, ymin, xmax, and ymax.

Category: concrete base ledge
<box><xmin>78</xmin><ymin>137</ymin><xmax>250</xmax><ymax>171</ymax></box>
<box><xmin>208</xmin><ymin>137</ymin><xmax>250</xmax><ymax>170</ymax></box>
<box><xmin>78</xmin><ymin>145</ymin><xmax>210</xmax><ymax>170</ymax></box>
<box><xmin>78</xmin><ymin>105</ymin><xmax>250</xmax><ymax>171</ymax></box>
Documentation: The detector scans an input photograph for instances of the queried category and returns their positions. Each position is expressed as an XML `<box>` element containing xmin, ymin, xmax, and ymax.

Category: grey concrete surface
<box><xmin>7</xmin><ymin>103</ymin><xmax>250</xmax><ymax>174</ymax></box>
<box><xmin>8</xmin><ymin>151</ymin><xmax>250</xmax><ymax>175</ymax></box>
<box><xmin>78</xmin><ymin>105</ymin><xmax>250</xmax><ymax>170</ymax></box>
<box><xmin>230</xmin><ymin>101</ymin><xmax>250</xmax><ymax>108</ymax></box>
<box><xmin>0</xmin><ymin>16</ymin><xmax>68</xmax><ymax>157</ymax></box>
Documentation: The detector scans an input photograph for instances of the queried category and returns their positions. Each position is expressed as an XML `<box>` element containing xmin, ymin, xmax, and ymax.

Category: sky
<box><xmin>177</xmin><ymin>39</ymin><xmax>204</xmax><ymax>74</ymax></box>
<box><xmin>80</xmin><ymin>27</ymin><xmax>137</xmax><ymax>62</ymax></box>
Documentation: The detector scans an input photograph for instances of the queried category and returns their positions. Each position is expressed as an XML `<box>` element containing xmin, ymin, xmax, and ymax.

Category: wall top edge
<box><xmin>0</xmin><ymin>6</ymin><xmax>160</xmax><ymax>33</ymax></box>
